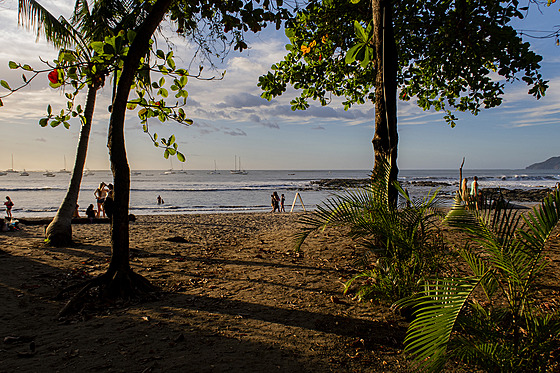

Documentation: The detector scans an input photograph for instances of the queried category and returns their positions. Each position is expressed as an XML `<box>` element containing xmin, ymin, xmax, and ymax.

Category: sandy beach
<box><xmin>1</xmin><ymin>211</ymin><xmax>559</xmax><ymax>372</ymax></box>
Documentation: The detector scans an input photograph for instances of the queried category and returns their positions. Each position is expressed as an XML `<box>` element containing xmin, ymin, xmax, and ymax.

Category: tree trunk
<box><xmin>104</xmin><ymin>0</ymin><xmax>172</xmax><ymax>296</ymax></box>
<box><xmin>45</xmin><ymin>84</ymin><xmax>99</xmax><ymax>246</ymax></box>
<box><xmin>372</xmin><ymin>0</ymin><xmax>398</xmax><ymax>206</ymax></box>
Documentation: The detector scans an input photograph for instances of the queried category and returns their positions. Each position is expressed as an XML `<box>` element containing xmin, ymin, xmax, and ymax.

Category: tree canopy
<box><xmin>259</xmin><ymin>0</ymin><xmax>548</xmax><ymax>127</ymax></box>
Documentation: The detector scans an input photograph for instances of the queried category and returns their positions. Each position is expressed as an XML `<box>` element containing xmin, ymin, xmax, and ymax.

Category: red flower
<box><xmin>48</xmin><ymin>69</ymin><xmax>58</xmax><ymax>84</ymax></box>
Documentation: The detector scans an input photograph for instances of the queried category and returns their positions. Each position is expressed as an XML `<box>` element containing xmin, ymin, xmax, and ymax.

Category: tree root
<box><xmin>56</xmin><ymin>270</ymin><xmax>158</xmax><ymax>319</ymax></box>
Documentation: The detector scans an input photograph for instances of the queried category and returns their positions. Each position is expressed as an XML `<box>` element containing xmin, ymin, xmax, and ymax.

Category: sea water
<box><xmin>1</xmin><ymin>169</ymin><xmax>559</xmax><ymax>218</ymax></box>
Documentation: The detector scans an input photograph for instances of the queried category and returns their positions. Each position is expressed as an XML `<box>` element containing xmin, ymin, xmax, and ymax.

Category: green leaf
<box><xmin>47</xmin><ymin>105</ymin><xmax>52</xmax><ymax>115</ymax></box>
<box><xmin>156</xmin><ymin>50</ymin><xmax>165</xmax><ymax>59</ymax></box>
<box><xmin>8</xmin><ymin>61</ymin><xmax>18</xmax><ymax>69</ymax></box>
<box><xmin>0</xmin><ymin>80</ymin><xmax>11</xmax><ymax>90</ymax></box>
<box><xmin>90</xmin><ymin>41</ymin><xmax>104</xmax><ymax>54</ymax></box>
<box><xmin>177</xmin><ymin>152</ymin><xmax>186</xmax><ymax>162</ymax></box>
<box><xmin>0</xmin><ymin>98</ymin><xmax>3</xmax><ymax>107</ymax></box>
<box><xmin>354</xmin><ymin>21</ymin><xmax>367</xmax><ymax>42</ymax></box>
<box><xmin>164</xmin><ymin>149</ymin><xmax>170</xmax><ymax>159</ymax></box>
<box><xmin>169</xmin><ymin>134</ymin><xmax>176</xmax><ymax>144</ymax></box>
<box><xmin>39</xmin><ymin>118</ymin><xmax>48</xmax><ymax>127</ymax></box>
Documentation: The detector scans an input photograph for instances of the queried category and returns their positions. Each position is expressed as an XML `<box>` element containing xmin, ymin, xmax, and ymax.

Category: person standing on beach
<box><xmin>470</xmin><ymin>176</ymin><xmax>479</xmax><ymax>210</ymax></box>
<box><xmin>103</xmin><ymin>184</ymin><xmax>115</xmax><ymax>221</ymax></box>
<box><xmin>280</xmin><ymin>194</ymin><xmax>285</xmax><ymax>212</ymax></box>
<box><xmin>271</xmin><ymin>192</ymin><xmax>280</xmax><ymax>212</ymax></box>
<box><xmin>4</xmin><ymin>196</ymin><xmax>14</xmax><ymax>218</ymax></box>
<box><xmin>157</xmin><ymin>195</ymin><xmax>164</xmax><ymax>205</ymax></box>
<box><xmin>94</xmin><ymin>182</ymin><xmax>108</xmax><ymax>218</ymax></box>
<box><xmin>461</xmin><ymin>178</ymin><xmax>469</xmax><ymax>203</ymax></box>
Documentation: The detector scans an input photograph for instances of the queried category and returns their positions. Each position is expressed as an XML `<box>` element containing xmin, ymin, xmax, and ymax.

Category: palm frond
<box><xmin>18</xmin><ymin>0</ymin><xmax>76</xmax><ymax>49</ymax></box>
<box><xmin>397</xmin><ymin>277</ymin><xmax>484</xmax><ymax>372</ymax></box>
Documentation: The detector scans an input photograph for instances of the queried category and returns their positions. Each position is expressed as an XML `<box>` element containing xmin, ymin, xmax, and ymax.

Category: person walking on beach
<box><xmin>4</xmin><ymin>196</ymin><xmax>14</xmax><ymax>218</ymax></box>
<box><xmin>271</xmin><ymin>192</ymin><xmax>280</xmax><ymax>212</ymax></box>
<box><xmin>157</xmin><ymin>195</ymin><xmax>164</xmax><ymax>205</ymax></box>
<box><xmin>94</xmin><ymin>182</ymin><xmax>108</xmax><ymax>218</ymax></box>
<box><xmin>470</xmin><ymin>176</ymin><xmax>479</xmax><ymax>210</ymax></box>
<box><xmin>280</xmin><ymin>194</ymin><xmax>285</xmax><ymax>212</ymax></box>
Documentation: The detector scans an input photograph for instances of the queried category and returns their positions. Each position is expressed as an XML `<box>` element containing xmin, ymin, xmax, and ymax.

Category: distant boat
<box><xmin>44</xmin><ymin>171</ymin><xmax>56</xmax><ymax>177</ymax></box>
<box><xmin>0</xmin><ymin>171</ymin><xmax>7</xmax><ymax>176</ymax></box>
<box><xmin>5</xmin><ymin>154</ymin><xmax>17</xmax><ymax>173</ymax></box>
<box><xmin>20</xmin><ymin>169</ymin><xmax>29</xmax><ymax>176</ymax></box>
<box><xmin>163</xmin><ymin>158</ymin><xmax>176</xmax><ymax>174</ymax></box>
<box><xmin>58</xmin><ymin>156</ymin><xmax>71</xmax><ymax>173</ymax></box>
<box><xmin>131</xmin><ymin>171</ymin><xmax>142</xmax><ymax>176</ymax></box>
<box><xmin>83</xmin><ymin>168</ymin><xmax>94</xmax><ymax>176</ymax></box>
<box><xmin>230</xmin><ymin>155</ymin><xmax>247</xmax><ymax>175</ymax></box>
<box><xmin>208</xmin><ymin>160</ymin><xmax>220</xmax><ymax>175</ymax></box>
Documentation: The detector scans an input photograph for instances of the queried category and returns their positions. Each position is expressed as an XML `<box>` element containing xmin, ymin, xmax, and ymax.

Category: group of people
<box><xmin>461</xmin><ymin>176</ymin><xmax>480</xmax><ymax>209</ymax></box>
<box><xmin>85</xmin><ymin>182</ymin><xmax>115</xmax><ymax>221</ymax></box>
<box><xmin>271</xmin><ymin>192</ymin><xmax>285</xmax><ymax>212</ymax></box>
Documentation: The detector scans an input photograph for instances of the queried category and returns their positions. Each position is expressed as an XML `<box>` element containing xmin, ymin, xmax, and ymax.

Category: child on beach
<box><xmin>280</xmin><ymin>194</ymin><xmax>285</xmax><ymax>212</ymax></box>
<box><xmin>4</xmin><ymin>196</ymin><xmax>13</xmax><ymax>218</ymax></box>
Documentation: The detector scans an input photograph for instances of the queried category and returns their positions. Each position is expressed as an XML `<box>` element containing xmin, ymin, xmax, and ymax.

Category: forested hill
<box><xmin>526</xmin><ymin>156</ymin><xmax>560</xmax><ymax>170</ymax></box>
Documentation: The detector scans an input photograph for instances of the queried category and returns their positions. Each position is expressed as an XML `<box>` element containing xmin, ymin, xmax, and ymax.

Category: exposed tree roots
<box><xmin>56</xmin><ymin>269</ymin><xmax>158</xmax><ymax>319</ymax></box>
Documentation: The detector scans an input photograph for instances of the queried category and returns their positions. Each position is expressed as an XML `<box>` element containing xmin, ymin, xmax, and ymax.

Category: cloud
<box><xmin>248</xmin><ymin>113</ymin><xmax>279</xmax><ymax>129</ymax></box>
<box><xmin>216</xmin><ymin>92</ymin><xmax>272</xmax><ymax>109</ymax></box>
<box><xmin>223</xmin><ymin>128</ymin><xmax>247</xmax><ymax>136</ymax></box>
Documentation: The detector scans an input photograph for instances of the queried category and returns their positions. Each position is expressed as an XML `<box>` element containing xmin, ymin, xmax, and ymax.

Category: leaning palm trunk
<box><xmin>45</xmin><ymin>84</ymin><xmax>99</xmax><ymax>245</ymax></box>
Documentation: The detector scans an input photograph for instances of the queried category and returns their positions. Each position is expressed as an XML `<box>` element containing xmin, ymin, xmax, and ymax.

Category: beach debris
<box><xmin>4</xmin><ymin>335</ymin><xmax>34</xmax><ymax>344</ymax></box>
<box><xmin>165</xmin><ymin>236</ymin><xmax>188</xmax><ymax>243</ymax></box>
<box><xmin>330</xmin><ymin>295</ymin><xmax>347</xmax><ymax>305</ymax></box>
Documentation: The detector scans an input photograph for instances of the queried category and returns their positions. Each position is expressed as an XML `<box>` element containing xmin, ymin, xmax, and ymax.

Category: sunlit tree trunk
<box><xmin>104</xmin><ymin>0</ymin><xmax>172</xmax><ymax>295</ymax></box>
<box><xmin>372</xmin><ymin>0</ymin><xmax>398</xmax><ymax>206</ymax></box>
<box><xmin>45</xmin><ymin>84</ymin><xmax>99</xmax><ymax>245</ymax></box>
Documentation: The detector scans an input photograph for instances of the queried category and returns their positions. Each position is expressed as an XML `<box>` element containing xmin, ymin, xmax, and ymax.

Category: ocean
<box><xmin>1</xmin><ymin>169</ymin><xmax>559</xmax><ymax>218</ymax></box>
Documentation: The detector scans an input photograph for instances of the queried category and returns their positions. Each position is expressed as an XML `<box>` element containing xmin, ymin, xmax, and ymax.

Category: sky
<box><xmin>0</xmin><ymin>0</ymin><xmax>559</xmax><ymax>171</ymax></box>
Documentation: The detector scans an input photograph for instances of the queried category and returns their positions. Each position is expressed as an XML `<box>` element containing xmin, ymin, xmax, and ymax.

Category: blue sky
<box><xmin>0</xmin><ymin>0</ymin><xmax>559</xmax><ymax>171</ymax></box>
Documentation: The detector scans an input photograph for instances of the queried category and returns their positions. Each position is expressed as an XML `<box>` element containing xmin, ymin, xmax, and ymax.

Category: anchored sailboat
<box><xmin>230</xmin><ymin>155</ymin><xmax>247</xmax><ymax>175</ymax></box>
<box><xmin>58</xmin><ymin>156</ymin><xmax>71</xmax><ymax>173</ymax></box>
<box><xmin>208</xmin><ymin>160</ymin><xmax>220</xmax><ymax>174</ymax></box>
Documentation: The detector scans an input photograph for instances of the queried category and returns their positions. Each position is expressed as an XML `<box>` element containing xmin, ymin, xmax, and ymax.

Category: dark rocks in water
<box><xmin>482</xmin><ymin>188</ymin><xmax>552</xmax><ymax>202</ymax></box>
<box><xmin>310</xmin><ymin>178</ymin><xmax>370</xmax><ymax>189</ymax></box>
<box><xmin>408</xmin><ymin>181</ymin><xmax>452</xmax><ymax>187</ymax></box>
<box><xmin>526</xmin><ymin>156</ymin><xmax>560</xmax><ymax>170</ymax></box>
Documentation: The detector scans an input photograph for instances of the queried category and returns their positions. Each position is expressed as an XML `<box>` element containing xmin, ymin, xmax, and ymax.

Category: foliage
<box><xmin>294</xmin><ymin>161</ymin><xmax>449</xmax><ymax>302</ymax></box>
<box><xmin>397</xmin><ymin>190</ymin><xmax>560</xmax><ymax>372</ymax></box>
<box><xmin>1</xmin><ymin>29</ymin><xmax>203</xmax><ymax>161</ymax></box>
<box><xmin>258</xmin><ymin>0</ymin><xmax>548</xmax><ymax>127</ymax></box>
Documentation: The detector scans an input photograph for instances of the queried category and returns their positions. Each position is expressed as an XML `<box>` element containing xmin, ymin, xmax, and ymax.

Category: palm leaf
<box><xmin>18</xmin><ymin>0</ymin><xmax>76</xmax><ymax>49</ymax></box>
<box><xmin>397</xmin><ymin>277</ymin><xmax>484</xmax><ymax>372</ymax></box>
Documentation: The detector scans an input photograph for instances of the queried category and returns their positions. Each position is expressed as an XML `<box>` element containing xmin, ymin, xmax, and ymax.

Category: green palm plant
<box><xmin>398</xmin><ymin>190</ymin><xmax>560</xmax><ymax>372</ymax></box>
<box><xmin>294</xmin><ymin>161</ymin><xmax>449</xmax><ymax>302</ymax></box>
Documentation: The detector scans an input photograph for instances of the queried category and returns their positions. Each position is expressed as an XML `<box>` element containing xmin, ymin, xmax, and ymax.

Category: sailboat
<box><xmin>230</xmin><ymin>155</ymin><xmax>247</xmax><ymax>175</ymax></box>
<box><xmin>58</xmin><ymin>156</ymin><xmax>71</xmax><ymax>173</ymax></box>
<box><xmin>208</xmin><ymin>160</ymin><xmax>220</xmax><ymax>175</ymax></box>
<box><xmin>6</xmin><ymin>154</ymin><xmax>17</xmax><ymax>173</ymax></box>
<box><xmin>20</xmin><ymin>169</ymin><xmax>29</xmax><ymax>176</ymax></box>
<box><xmin>163</xmin><ymin>158</ymin><xmax>176</xmax><ymax>174</ymax></box>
